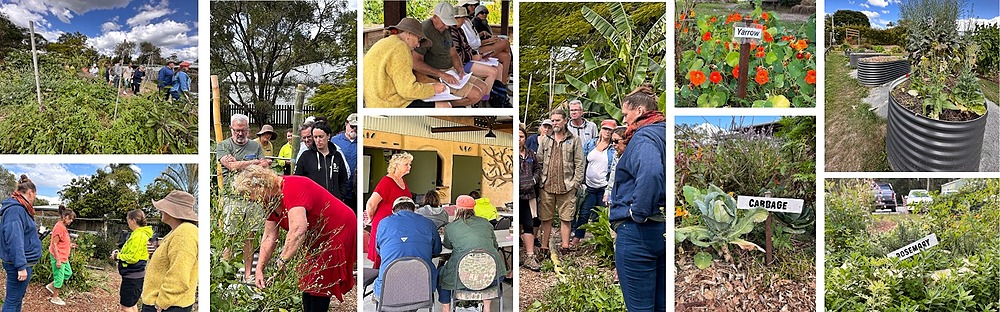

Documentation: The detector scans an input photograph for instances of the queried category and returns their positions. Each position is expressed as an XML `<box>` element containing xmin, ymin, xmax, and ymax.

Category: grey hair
<box><xmin>568</xmin><ymin>100</ymin><xmax>583</xmax><ymax>108</ymax></box>
<box><xmin>231</xmin><ymin>114</ymin><xmax>250</xmax><ymax>125</ymax></box>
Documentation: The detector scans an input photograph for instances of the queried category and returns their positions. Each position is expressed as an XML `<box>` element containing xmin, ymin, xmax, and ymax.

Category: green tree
<box><xmin>0</xmin><ymin>165</ymin><xmax>15</xmax><ymax>196</ymax></box>
<box><xmin>33</xmin><ymin>197</ymin><xmax>49</xmax><ymax>206</ymax></box>
<box><xmin>137</xmin><ymin>41</ymin><xmax>163</xmax><ymax>65</ymax></box>
<box><xmin>44</xmin><ymin>32</ymin><xmax>99</xmax><ymax>65</ymax></box>
<box><xmin>210</xmin><ymin>1</ymin><xmax>356</xmax><ymax>126</ymax></box>
<box><xmin>0</xmin><ymin>13</ymin><xmax>29</xmax><ymax>61</ymax></box>
<box><xmin>138</xmin><ymin>178</ymin><xmax>174</xmax><ymax>218</ymax></box>
<box><xmin>58</xmin><ymin>164</ymin><xmax>140</xmax><ymax>218</ymax></box>
<box><xmin>308</xmin><ymin>83</ymin><xmax>356</xmax><ymax>125</ymax></box>
<box><xmin>831</xmin><ymin>10</ymin><xmax>870</xmax><ymax>28</ymax></box>
<box><xmin>157</xmin><ymin>164</ymin><xmax>198</xmax><ymax>198</ymax></box>
<box><xmin>112</xmin><ymin>40</ymin><xmax>137</xmax><ymax>63</ymax></box>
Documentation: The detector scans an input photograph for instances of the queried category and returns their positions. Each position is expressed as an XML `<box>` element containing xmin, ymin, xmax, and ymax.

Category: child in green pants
<box><xmin>46</xmin><ymin>205</ymin><xmax>76</xmax><ymax>306</ymax></box>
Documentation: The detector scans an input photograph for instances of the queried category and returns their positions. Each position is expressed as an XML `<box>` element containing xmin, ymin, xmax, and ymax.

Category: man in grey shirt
<box><xmin>217</xmin><ymin>113</ymin><xmax>271</xmax><ymax>179</ymax></box>
<box><xmin>567</xmin><ymin>100</ymin><xmax>597</xmax><ymax>143</ymax></box>
<box><xmin>411</xmin><ymin>1</ymin><xmax>488</xmax><ymax>107</ymax></box>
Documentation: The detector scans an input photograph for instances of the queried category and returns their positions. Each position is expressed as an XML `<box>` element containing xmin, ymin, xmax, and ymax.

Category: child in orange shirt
<box><xmin>46</xmin><ymin>205</ymin><xmax>76</xmax><ymax>306</ymax></box>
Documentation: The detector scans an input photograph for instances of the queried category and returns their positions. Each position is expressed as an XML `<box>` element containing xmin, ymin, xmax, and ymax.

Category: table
<box><xmin>440</xmin><ymin>230</ymin><xmax>514</xmax><ymax>254</ymax></box>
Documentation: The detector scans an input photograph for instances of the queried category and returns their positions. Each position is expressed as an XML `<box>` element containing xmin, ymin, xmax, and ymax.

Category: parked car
<box><xmin>873</xmin><ymin>183</ymin><xmax>897</xmax><ymax>209</ymax></box>
<box><xmin>904</xmin><ymin>189</ymin><xmax>933</xmax><ymax>211</ymax></box>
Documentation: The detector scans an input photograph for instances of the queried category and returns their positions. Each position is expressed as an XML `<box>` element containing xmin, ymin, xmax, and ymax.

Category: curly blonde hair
<box><xmin>231</xmin><ymin>165</ymin><xmax>281</xmax><ymax>197</ymax></box>
<box><xmin>386</xmin><ymin>152</ymin><xmax>413</xmax><ymax>175</ymax></box>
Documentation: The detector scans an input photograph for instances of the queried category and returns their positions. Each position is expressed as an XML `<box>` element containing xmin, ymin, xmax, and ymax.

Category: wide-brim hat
<box><xmin>153</xmin><ymin>190</ymin><xmax>198</xmax><ymax>222</ymax></box>
<box><xmin>388</xmin><ymin>18</ymin><xmax>432</xmax><ymax>49</ymax></box>
<box><xmin>454</xmin><ymin>5</ymin><xmax>471</xmax><ymax>19</ymax></box>
<box><xmin>433</xmin><ymin>2</ymin><xmax>459</xmax><ymax>26</ymax></box>
<box><xmin>256</xmin><ymin>124</ymin><xmax>277</xmax><ymax>139</ymax></box>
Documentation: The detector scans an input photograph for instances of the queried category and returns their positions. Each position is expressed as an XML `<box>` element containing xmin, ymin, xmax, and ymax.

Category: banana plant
<box><xmin>676</xmin><ymin>185</ymin><xmax>768</xmax><ymax>261</ymax></box>
<box><xmin>561</xmin><ymin>3</ymin><xmax>668</xmax><ymax>120</ymax></box>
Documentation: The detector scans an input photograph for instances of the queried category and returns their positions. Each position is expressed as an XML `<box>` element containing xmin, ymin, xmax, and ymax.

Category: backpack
<box><xmin>488</xmin><ymin>81</ymin><xmax>511</xmax><ymax>108</ymax></box>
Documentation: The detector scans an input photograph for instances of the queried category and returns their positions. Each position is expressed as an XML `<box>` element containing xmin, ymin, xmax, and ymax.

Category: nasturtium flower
<box><xmin>689</xmin><ymin>70</ymin><xmax>707</xmax><ymax>86</ymax></box>
<box><xmin>792</xmin><ymin>39</ymin><xmax>808</xmax><ymax>51</ymax></box>
<box><xmin>756</xmin><ymin>50</ymin><xmax>765</xmax><ymax>58</ymax></box>
<box><xmin>763</xmin><ymin>31</ymin><xmax>773</xmax><ymax>42</ymax></box>
<box><xmin>762</xmin><ymin>12</ymin><xmax>769</xmax><ymax>20</ymax></box>
<box><xmin>755</xmin><ymin>68</ymin><xmax>769</xmax><ymax>85</ymax></box>
<box><xmin>710</xmin><ymin>16</ymin><xmax>717</xmax><ymax>23</ymax></box>
<box><xmin>732</xmin><ymin>65</ymin><xmax>740</xmax><ymax>78</ymax></box>
<box><xmin>805</xmin><ymin>69</ymin><xmax>816</xmax><ymax>84</ymax></box>
<box><xmin>709</xmin><ymin>71</ymin><xmax>723</xmax><ymax>84</ymax></box>
<box><xmin>703</xmin><ymin>31</ymin><xmax>712</xmax><ymax>41</ymax></box>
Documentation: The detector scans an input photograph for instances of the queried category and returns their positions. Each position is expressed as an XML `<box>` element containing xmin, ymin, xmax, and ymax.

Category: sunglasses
<box><xmin>611</xmin><ymin>139</ymin><xmax>621</xmax><ymax>144</ymax></box>
<box><xmin>350</xmin><ymin>124</ymin><xmax>358</xmax><ymax>130</ymax></box>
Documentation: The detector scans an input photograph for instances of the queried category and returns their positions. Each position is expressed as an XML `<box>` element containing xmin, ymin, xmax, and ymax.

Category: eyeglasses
<box><xmin>350</xmin><ymin>125</ymin><xmax>358</xmax><ymax>130</ymax></box>
<box><xmin>232</xmin><ymin>128</ymin><xmax>249</xmax><ymax>134</ymax></box>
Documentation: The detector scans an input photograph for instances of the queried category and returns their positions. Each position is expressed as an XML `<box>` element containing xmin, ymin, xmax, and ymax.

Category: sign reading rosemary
<box><xmin>733</xmin><ymin>26</ymin><xmax>763</xmax><ymax>40</ymax></box>
<box><xmin>888</xmin><ymin>233</ymin><xmax>939</xmax><ymax>260</ymax></box>
<box><xmin>737</xmin><ymin>196</ymin><xmax>804</xmax><ymax>213</ymax></box>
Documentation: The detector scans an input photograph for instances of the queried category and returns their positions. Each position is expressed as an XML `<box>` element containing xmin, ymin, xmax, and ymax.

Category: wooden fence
<box><xmin>218</xmin><ymin>103</ymin><xmax>316</xmax><ymax>127</ymax></box>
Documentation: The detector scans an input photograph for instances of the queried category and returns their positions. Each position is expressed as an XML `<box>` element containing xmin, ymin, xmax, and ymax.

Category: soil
<box><xmin>675</xmin><ymin>247</ymin><xmax>816</xmax><ymax>311</ymax></box>
<box><xmin>0</xmin><ymin>264</ymin><xmax>130</xmax><ymax>311</ymax></box>
<box><xmin>891</xmin><ymin>79</ymin><xmax>983</xmax><ymax>122</ymax></box>
<box><xmin>869</xmin><ymin>219</ymin><xmax>898</xmax><ymax>235</ymax></box>
<box><xmin>859</xmin><ymin>56</ymin><xmax>904</xmax><ymax>63</ymax></box>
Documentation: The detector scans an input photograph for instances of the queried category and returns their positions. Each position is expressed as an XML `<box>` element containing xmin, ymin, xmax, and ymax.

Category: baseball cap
<box><xmin>433</xmin><ymin>2</ymin><xmax>458</xmax><ymax>26</ymax></box>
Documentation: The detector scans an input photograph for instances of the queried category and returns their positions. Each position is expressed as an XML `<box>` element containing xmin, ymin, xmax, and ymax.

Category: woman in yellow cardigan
<box><xmin>363</xmin><ymin>18</ymin><xmax>448</xmax><ymax>108</ymax></box>
<box><xmin>142</xmin><ymin>191</ymin><xmax>198</xmax><ymax>312</ymax></box>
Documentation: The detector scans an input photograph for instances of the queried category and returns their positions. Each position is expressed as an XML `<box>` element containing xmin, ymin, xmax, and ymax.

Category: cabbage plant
<box><xmin>676</xmin><ymin>184</ymin><xmax>769</xmax><ymax>261</ymax></box>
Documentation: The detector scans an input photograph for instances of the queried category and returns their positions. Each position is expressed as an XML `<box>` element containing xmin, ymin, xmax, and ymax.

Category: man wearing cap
<box><xmin>169</xmin><ymin>61</ymin><xmax>193</xmax><ymax>102</ymax></box>
<box><xmin>253</xmin><ymin>124</ymin><xmax>277</xmax><ymax>159</ymax></box>
<box><xmin>143</xmin><ymin>190</ymin><xmax>198</xmax><ymax>312</ymax></box>
<box><xmin>158</xmin><ymin>61</ymin><xmax>175</xmax><ymax>101</ymax></box>
<box><xmin>410</xmin><ymin>2</ymin><xmax>489</xmax><ymax>107</ymax></box>
<box><xmin>372</xmin><ymin>197</ymin><xmax>442</xmax><ymax>300</ymax></box>
<box><xmin>364</xmin><ymin>18</ymin><xmax>448</xmax><ymax>108</ymax></box>
<box><xmin>525</xmin><ymin>119</ymin><xmax>551</xmax><ymax>152</ymax></box>
<box><xmin>536</xmin><ymin>108</ymin><xmax>584</xmax><ymax>256</ymax></box>
<box><xmin>571</xmin><ymin>119</ymin><xmax>618</xmax><ymax>247</ymax></box>
<box><xmin>217</xmin><ymin>113</ymin><xmax>270</xmax><ymax>180</ymax></box>
<box><xmin>567</xmin><ymin>100</ymin><xmax>598</xmax><ymax>144</ymax></box>
<box><xmin>331</xmin><ymin>113</ymin><xmax>359</xmax><ymax>210</ymax></box>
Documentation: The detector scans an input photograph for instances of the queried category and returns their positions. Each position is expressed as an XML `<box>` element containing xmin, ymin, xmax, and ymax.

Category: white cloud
<box><xmin>36</xmin><ymin>195</ymin><xmax>63</xmax><ymax>205</ymax></box>
<box><xmin>101</xmin><ymin>21</ymin><xmax>120</xmax><ymax>32</ymax></box>
<box><xmin>9</xmin><ymin>164</ymin><xmax>84</xmax><ymax>190</ymax></box>
<box><xmin>957</xmin><ymin>16</ymin><xmax>1000</xmax><ymax>32</ymax></box>
<box><xmin>126</xmin><ymin>0</ymin><xmax>173</xmax><ymax>27</ymax></box>
<box><xmin>881</xmin><ymin>10</ymin><xmax>889</xmax><ymax>14</ymax></box>
<box><xmin>861</xmin><ymin>3</ymin><xmax>870</xmax><ymax>8</ymax></box>
<box><xmin>0</xmin><ymin>0</ymin><xmax>128</xmax><ymax>40</ymax></box>
<box><xmin>867</xmin><ymin>0</ymin><xmax>889</xmax><ymax>8</ymax></box>
<box><xmin>873</xmin><ymin>19</ymin><xmax>892</xmax><ymax>29</ymax></box>
<box><xmin>861</xmin><ymin>10</ymin><xmax>881</xmax><ymax>18</ymax></box>
<box><xmin>89</xmin><ymin>19</ymin><xmax>197</xmax><ymax>59</ymax></box>
<box><xmin>129</xmin><ymin>164</ymin><xmax>142</xmax><ymax>176</ymax></box>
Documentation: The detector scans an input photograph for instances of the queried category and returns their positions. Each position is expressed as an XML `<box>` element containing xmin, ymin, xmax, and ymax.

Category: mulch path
<box><xmin>0</xmin><ymin>265</ymin><xmax>124</xmax><ymax>311</ymax></box>
<box><xmin>675</xmin><ymin>249</ymin><xmax>815</xmax><ymax>312</ymax></box>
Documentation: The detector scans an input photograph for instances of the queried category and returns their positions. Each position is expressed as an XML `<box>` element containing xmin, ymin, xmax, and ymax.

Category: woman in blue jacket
<box><xmin>570</xmin><ymin>119</ymin><xmax>618</xmax><ymax>248</ymax></box>
<box><xmin>609</xmin><ymin>85</ymin><xmax>666</xmax><ymax>312</ymax></box>
<box><xmin>0</xmin><ymin>175</ymin><xmax>43</xmax><ymax>312</ymax></box>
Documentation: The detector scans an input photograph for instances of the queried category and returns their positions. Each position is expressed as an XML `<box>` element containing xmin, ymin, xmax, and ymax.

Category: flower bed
<box><xmin>857</xmin><ymin>56</ymin><xmax>910</xmax><ymax>87</ymax></box>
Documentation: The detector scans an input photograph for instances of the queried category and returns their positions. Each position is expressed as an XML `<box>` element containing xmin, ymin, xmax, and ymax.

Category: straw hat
<box><xmin>387</xmin><ymin>18</ymin><xmax>432</xmax><ymax>48</ymax></box>
<box><xmin>256</xmin><ymin>124</ymin><xmax>277</xmax><ymax>139</ymax></box>
<box><xmin>153</xmin><ymin>190</ymin><xmax>198</xmax><ymax>222</ymax></box>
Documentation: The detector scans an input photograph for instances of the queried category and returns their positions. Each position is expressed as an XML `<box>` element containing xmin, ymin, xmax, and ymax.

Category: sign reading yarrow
<box><xmin>736</xmin><ymin>196</ymin><xmax>804</xmax><ymax>213</ymax></box>
<box><xmin>733</xmin><ymin>26</ymin><xmax>763</xmax><ymax>40</ymax></box>
<box><xmin>888</xmin><ymin>233</ymin><xmax>939</xmax><ymax>260</ymax></box>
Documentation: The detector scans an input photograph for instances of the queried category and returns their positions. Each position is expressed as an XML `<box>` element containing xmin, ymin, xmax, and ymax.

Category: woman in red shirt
<box><xmin>364</xmin><ymin>152</ymin><xmax>413</xmax><ymax>269</ymax></box>
<box><xmin>232</xmin><ymin>165</ymin><xmax>357</xmax><ymax>312</ymax></box>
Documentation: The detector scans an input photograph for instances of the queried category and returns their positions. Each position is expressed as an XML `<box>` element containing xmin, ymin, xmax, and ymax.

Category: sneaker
<box><xmin>45</xmin><ymin>283</ymin><xmax>54</xmax><ymax>295</ymax></box>
<box><xmin>50</xmin><ymin>297</ymin><xmax>66</xmax><ymax>306</ymax></box>
<box><xmin>523</xmin><ymin>255</ymin><xmax>541</xmax><ymax>272</ymax></box>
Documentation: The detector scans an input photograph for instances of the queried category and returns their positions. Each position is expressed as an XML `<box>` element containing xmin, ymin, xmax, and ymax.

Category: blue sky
<box><xmin>826</xmin><ymin>0</ymin><xmax>999</xmax><ymax>29</ymax></box>
<box><xmin>0</xmin><ymin>0</ymin><xmax>198</xmax><ymax>61</ymax></box>
<box><xmin>676</xmin><ymin>116</ymin><xmax>782</xmax><ymax>131</ymax></box>
<box><xmin>4</xmin><ymin>164</ymin><xmax>172</xmax><ymax>205</ymax></box>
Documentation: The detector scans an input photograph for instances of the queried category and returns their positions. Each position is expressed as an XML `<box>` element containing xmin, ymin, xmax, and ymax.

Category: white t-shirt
<box><xmin>585</xmin><ymin>146</ymin><xmax>610</xmax><ymax>188</ymax></box>
<box><xmin>462</xmin><ymin>20</ymin><xmax>482</xmax><ymax>50</ymax></box>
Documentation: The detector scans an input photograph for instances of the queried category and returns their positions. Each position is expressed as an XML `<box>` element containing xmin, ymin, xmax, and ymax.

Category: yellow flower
<box><xmin>675</xmin><ymin>206</ymin><xmax>689</xmax><ymax>218</ymax></box>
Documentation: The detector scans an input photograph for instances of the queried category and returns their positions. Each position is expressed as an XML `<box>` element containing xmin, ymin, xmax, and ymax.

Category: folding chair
<box><xmin>376</xmin><ymin>257</ymin><xmax>434</xmax><ymax>312</ymax></box>
<box><xmin>451</xmin><ymin>249</ymin><xmax>503</xmax><ymax>312</ymax></box>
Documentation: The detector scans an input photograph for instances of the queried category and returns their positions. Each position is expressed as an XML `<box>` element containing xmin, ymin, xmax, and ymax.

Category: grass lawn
<box><xmin>980</xmin><ymin>78</ymin><xmax>999</xmax><ymax>104</ymax></box>
<box><xmin>824</xmin><ymin>53</ymin><xmax>891</xmax><ymax>171</ymax></box>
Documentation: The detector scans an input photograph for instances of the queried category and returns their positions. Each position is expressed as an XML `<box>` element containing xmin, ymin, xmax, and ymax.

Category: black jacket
<box><xmin>294</xmin><ymin>145</ymin><xmax>350</xmax><ymax>201</ymax></box>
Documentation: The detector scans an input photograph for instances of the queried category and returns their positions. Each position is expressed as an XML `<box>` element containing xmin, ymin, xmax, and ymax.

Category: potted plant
<box><xmin>857</xmin><ymin>55</ymin><xmax>911</xmax><ymax>86</ymax></box>
<box><xmin>886</xmin><ymin>0</ymin><xmax>988</xmax><ymax>172</ymax></box>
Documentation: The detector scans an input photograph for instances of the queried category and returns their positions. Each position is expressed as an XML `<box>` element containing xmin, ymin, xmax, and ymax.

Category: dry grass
<box><xmin>824</xmin><ymin>53</ymin><xmax>891</xmax><ymax>171</ymax></box>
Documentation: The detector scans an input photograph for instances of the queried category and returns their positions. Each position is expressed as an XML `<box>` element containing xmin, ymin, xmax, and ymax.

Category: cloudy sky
<box><xmin>676</xmin><ymin>116</ymin><xmax>782</xmax><ymax>132</ymax></box>
<box><xmin>0</xmin><ymin>0</ymin><xmax>198</xmax><ymax>62</ymax></box>
<box><xmin>4</xmin><ymin>164</ymin><xmax>170</xmax><ymax>205</ymax></box>
<box><xmin>827</xmin><ymin>0</ymin><xmax>999</xmax><ymax>29</ymax></box>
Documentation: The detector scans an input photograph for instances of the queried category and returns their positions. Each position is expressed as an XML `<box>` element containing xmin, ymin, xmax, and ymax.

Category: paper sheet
<box><xmin>472</xmin><ymin>57</ymin><xmax>500</xmax><ymax>67</ymax></box>
<box><xmin>440</xmin><ymin>70</ymin><xmax>472</xmax><ymax>89</ymax></box>
<box><xmin>423</xmin><ymin>90</ymin><xmax>462</xmax><ymax>102</ymax></box>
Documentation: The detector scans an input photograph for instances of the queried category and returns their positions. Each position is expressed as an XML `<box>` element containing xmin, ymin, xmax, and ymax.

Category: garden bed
<box><xmin>857</xmin><ymin>57</ymin><xmax>910</xmax><ymax>87</ymax></box>
<box><xmin>848</xmin><ymin>53</ymin><xmax>888</xmax><ymax>68</ymax></box>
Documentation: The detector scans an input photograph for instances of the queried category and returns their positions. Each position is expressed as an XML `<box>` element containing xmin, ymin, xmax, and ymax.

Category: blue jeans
<box><xmin>572</xmin><ymin>187</ymin><xmax>604</xmax><ymax>239</ymax></box>
<box><xmin>3</xmin><ymin>263</ymin><xmax>34</xmax><ymax>312</ymax></box>
<box><xmin>614</xmin><ymin>221</ymin><xmax>665</xmax><ymax>312</ymax></box>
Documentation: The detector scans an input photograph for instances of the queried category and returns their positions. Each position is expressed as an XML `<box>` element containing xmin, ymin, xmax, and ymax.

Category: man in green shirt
<box><xmin>217</xmin><ymin>113</ymin><xmax>271</xmax><ymax>180</ymax></box>
<box><xmin>411</xmin><ymin>1</ymin><xmax>489</xmax><ymax>107</ymax></box>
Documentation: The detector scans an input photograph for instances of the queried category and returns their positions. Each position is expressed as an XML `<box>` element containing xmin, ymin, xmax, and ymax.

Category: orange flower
<box><xmin>750</xmin><ymin>42</ymin><xmax>757</xmax><ymax>51</ymax></box>
<box><xmin>732</xmin><ymin>65</ymin><xmax>740</xmax><ymax>78</ymax></box>
<box><xmin>683</xmin><ymin>27</ymin><xmax>689</xmax><ymax>34</ymax></box>
<box><xmin>689</xmin><ymin>70</ymin><xmax>707</xmax><ymax>86</ymax></box>
<box><xmin>805</xmin><ymin>69</ymin><xmax>816</xmax><ymax>84</ymax></box>
<box><xmin>806</xmin><ymin>52</ymin><xmax>812</xmax><ymax>60</ymax></box>
<box><xmin>676</xmin><ymin>22</ymin><xmax>681</xmax><ymax>29</ymax></box>
<box><xmin>709</xmin><ymin>71</ymin><xmax>723</xmax><ymax>84</ymax></box>
<box><xmin>724</xmin><ymin>41</ymin><xmax>731</xmax><ymax>50</ymax></box>
<box><xmin>756</xmin><ymin>50</ymin><xmax>765</xmax><ymax>58</ymax></box>
<box><xmin>703</xmin><ymin>31</ymin><xmax>712</xmax><ymax>41</ymax></box>
<box><xmin>755</xmin><ymin>68</ymin><xmax>769</xmax><ymax>85</ymax></box>
<box><xmin>763</xmin><ymin>31</ymin><xmax>773</xmax><ymax>42</ymax></box>
<box><xmin>762</xmin><ymin>12</ymin><xmax>769</xmax><ymax>20</ymax></box>
<box><xmin>675</xmin><ymin>206</ymin><xmax>689</xmax><ymax>218</ymax></box>
<box><xmin>710</xmin><ymin>16</ymin><xmax>717</xmax><ymax>23</ymax></box>
<box><xmin>697</xmin><ymin>46</ymin><xmax>701</xmax><ymax>54</ymax></box>
<box><xmin>792</xmin><ymin>39</ymin><xmax>808</xmax><ymax>51</ymax></box>
<box><xmin>680</xmin><ymin>13</ymin><xmax>686</xmax><ymax>20</ymax></box>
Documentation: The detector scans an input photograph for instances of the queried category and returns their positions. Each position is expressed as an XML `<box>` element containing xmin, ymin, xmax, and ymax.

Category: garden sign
<box><xmin>888</xmin><ymin>233</ymin><xmax>939</xmax><ymax>260</ymax></box>
<box><xmin>733</xmin><ymin>18</ymin><xmax>762</xmax><ymax>98</ymax></box>
<box><xmin>736</xmin><ymin>193</ymin><xmax>804</xmax><ymax>264</ymax></box>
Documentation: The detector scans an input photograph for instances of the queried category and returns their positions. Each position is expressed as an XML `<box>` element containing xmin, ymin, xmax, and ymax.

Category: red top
<box><xmin>268</xmin><ymin>176</ymin><xmax>357</xmax><ymax>300</ymax></box>
<box><xmin>49</xmin><ymin>221</ymin><xmax>71</xmax><ymax>264</ymax></box>
<box><xmin>365</xmin><ymin>176</ymin><xmax>410</xmax><ymax>268</ymax></box>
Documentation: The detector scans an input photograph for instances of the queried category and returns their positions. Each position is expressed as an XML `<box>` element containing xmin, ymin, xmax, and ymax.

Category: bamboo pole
<box><xmin>524</xmin><ymin>74</ymin><xmax>532</xmax><ymax>125</ymax></box>
<box><xmin>29</xmin><ymin>22</ymin><xmax>42</xmax><ymax>111</ymax></box>
<box><xmin>290</xmin><ymin>84</ymin><xmax>306</xmax><ymax>170</ymax></box>
<box><xmin>212</xmin><ymin>75</ymin><xmax>224</xmax><ymax>192</ymax></box>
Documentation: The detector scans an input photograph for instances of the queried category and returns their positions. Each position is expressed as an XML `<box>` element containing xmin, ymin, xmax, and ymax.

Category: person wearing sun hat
<box><xmin>437</xmin><ymin>195</ymin><xmax>506</xmax><ymax>312</ymax></box>
<box><xmin>169</xmin><ymin>61</ymin><xmax>192</xmax><ymax>103</ymax></box>
<box><xmin>363</xmin><ymin>17</ymin><xmax>448</xmax><ymax>108</ymax></box>
<box><xmin>410</xmin><ymin>1</ymin><xmax>490</xmax><ymax>108</ymax></box>
<box><xmin>141</xmin><ymin>190</ymin><xmax>198</xmax><ymax>312</ymax></box>
<box><xmin>253</xmin><ymin>124</ymin><xmax>278</xmax><ymax>158</ymax></box>
<box><xmin>570</xmin><ymin>119</ymin><xmax>619</xmax><ymax>248</ymax></box>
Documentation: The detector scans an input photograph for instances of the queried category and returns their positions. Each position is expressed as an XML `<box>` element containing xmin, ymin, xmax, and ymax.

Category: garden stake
<box><xmin>290</xmin><ymin>84</ymin><xmax>306</xmax><ymax>170</ymax></box>
<box><xmin>29</xmin><ymin>21</ymin><xmax>42</xmax><ymax>111</ymax></box>
<box><xmin>736</xmin><ymin>18</ymin><xmax>753</xmax><ymax>99</ymax></box>
<box><xmin>212</xmin><ymin>75</ymin><xmax>224</xmax><ymax>192</ymax></box>
<box><xmin>765</xmin><ymin>191</ymin><xmax>773</xmax><ymax>265</ymax></box>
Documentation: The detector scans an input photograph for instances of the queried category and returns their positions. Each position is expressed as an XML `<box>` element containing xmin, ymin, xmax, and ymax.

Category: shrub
<box><xmin>970</xmin><ymin>24</ymin><xmax>999</xmax><ymax>79</ymax></box>
<box><xmin>32</xmin><ymin>233</ymin><xmax>98</xmax><ymax>292</ymax></box>
<box><xmin>527</xmin><ymin>265</ymin><xmax>624</xmax><ymax>312</ymax></box>
<box><xmin>578</xmin><ymin>206</ymin><xmax>616</xmax><ymax>266</ymax></box>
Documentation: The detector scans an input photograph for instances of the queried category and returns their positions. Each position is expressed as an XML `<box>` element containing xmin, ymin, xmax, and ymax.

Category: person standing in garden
<box><xmin>295</xmin><ymin>122</ymin><xmax>350</xmax><ymax>201</ymax></box>
<box><xmin>0</xmin><ymin>175</ymin><xmax>42</xmax><ymax>312</ymax></box>
<box><xmin>571</xmin><ymin>119</ymin><xmax>617</xmax><ymax>248</ymax></box>
<box><xmin>46</xmin><ymin>205</ymin><xmax>76</xmax><ymax>306</ymax></box>
<box><xmin>218</xmin><ymin>114</ymin><xmax>270</xmax><ymax>179</ymax></box>
<box><xmin>610</xmin><ymin>85</ymin><xmax>666</xmax><ymax>312</ymax></box>
<box><xmin>141</xmin><ymin>191</ymin><xmax>198</xmax><ymax>312</ymax></box>
<box><xmin>253</xmin><ymin>124</ymin><xmax>277</xmax><ymax>159</ymax></box>
<box><xmin>536</xmin><ymin>108</ymin><xmax>584</xmax><ymax>256</ymax></box>
<box><xmin>372</xmin><ymin>197</ymin><xmax>441</xmax><ymax>299</ymax></box>
<box><xmin>113</xmin><ymin>209</ymin><xmax>152</xmax><ymax>312</ymax></box>
<box><xmin>365</xmin><ymin>152</ymin><xmax>414</xmax><ymax>269</ymax></box>
<box><xmin>277</xmin><ymin>129</ymin><xmax>295</xmax><ymax>175</ymax></box>
<box><xmin>169</xmin><ymin>61</ymin><xmax>192</xmax><ymax>103</ymax></box>
<box><xmin>131</xmin><ymin>65</ymin><xmax>145</xmax><ymax>95</ymax></box>
<box><xmin>567</xmin><ymin>100</ymin><xmax>598</xmax><ymax>144</ymax></box>
<box><xmin>157</xmin><ymin>61</ymin><xmax>175</xmax><ymax>101</ymax></box>
<box><xmin>524</xmin><ymin>119</ymin><xmax>551</xmax><ymax>152</ymax></box>
<box><xmin>231</xmin><ymin>166</ymin><xmax>357</xmax><ymax>311</ymax></box>
<box><xmin>519</xmin><ymin>126</ymin><xmax>543</xmax><ymax>271</ymax></box>
<box><xmin>122</xmin><ymin>63</ymin><xmax>134</xmax><ymax>95</ymax></box>
<box><xmin>330</xmin><ymin>114</ymin><xmax>359</xmax><ymax>211</ymax></box>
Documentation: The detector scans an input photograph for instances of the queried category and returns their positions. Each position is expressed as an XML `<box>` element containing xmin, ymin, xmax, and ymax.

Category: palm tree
<box><xmin>158</xmin><ymin>164</ymin><xmax>198</xmax><ymax>197</ymax></box>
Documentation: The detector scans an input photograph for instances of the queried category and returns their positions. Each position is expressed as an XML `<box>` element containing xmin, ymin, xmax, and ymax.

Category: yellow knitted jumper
<box><xmin>141</xmin><ymin>222</ymin><xmax>198</xmax><ymax>308</ymax></box>
<box><xmin>363</xmin><ymin>35</ymin><xmax>436</xmax><ymax>108</ymax></box>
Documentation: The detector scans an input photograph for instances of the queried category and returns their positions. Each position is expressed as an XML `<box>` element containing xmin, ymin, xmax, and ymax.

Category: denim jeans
<box><xmin>3</xmin><ymin>263</ymin><xmax>33</xmax><ymax>312</ymax></box>
<box><xmin>614</xmin><ymin>221</ymin><xmax>666</xmax><ymax>312</ymax></box>
<box><xmin>572</xmin><ymin>187</ymin><xmax>605</xmax><ymax>239</ymax></box>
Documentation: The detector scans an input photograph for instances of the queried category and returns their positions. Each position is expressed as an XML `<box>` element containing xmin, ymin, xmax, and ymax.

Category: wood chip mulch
<box><xmin>675</xmin><ymin>250</ymin><xmax>816</xmax><ymax>312</ymax></box>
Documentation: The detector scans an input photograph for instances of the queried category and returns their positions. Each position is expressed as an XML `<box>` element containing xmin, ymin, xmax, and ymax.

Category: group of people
<box><xmin>217</xmin><ymin>113</ymin><xmax>359</xmax><ymax>312</ymax></box>
<box><xmin>365</xmin><ymin>152</ymin><xmax>508</xmax><ymax>311</ymax></box>
<box><xmin>364</xmin><ymin>0</ymin><xmax>512</xmax><ymax>108</ymax></box>
<box><xmin>520</xmin><ymin>86</ymin><xmax>667</xmax><ymax>311</ymax></box>
<box><xmin>94</xmin><ymin>59</ymin><xmax>192</xmax><ymax>102</ymax></box>
<box><xmin>0</xmin><ymin>175</ymin><xmax>199</xmax><ymax>311</ymax></box>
